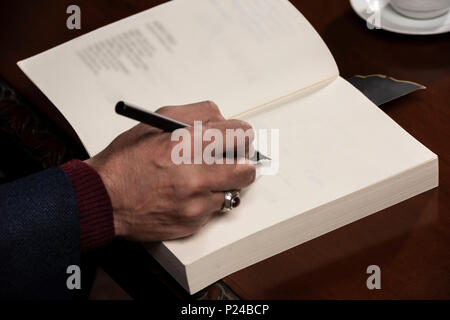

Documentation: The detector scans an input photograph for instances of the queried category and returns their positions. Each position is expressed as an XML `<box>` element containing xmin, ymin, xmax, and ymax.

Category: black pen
<box><xmin>115</xmin><ymin>101</ymin><xmax>270</xmax><ymax>162</ymax></box>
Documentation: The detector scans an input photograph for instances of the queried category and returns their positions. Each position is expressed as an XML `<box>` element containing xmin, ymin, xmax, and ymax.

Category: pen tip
<box><xmin>251</xmin><ymin>152</ymin><xmax>271</xmax><ymax>162</ymax></box>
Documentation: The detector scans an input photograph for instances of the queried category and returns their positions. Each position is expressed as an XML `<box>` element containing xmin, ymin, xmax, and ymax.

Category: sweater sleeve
<box><xmin>0</xmin><ymin>167</ymin><xmax>81</xmax><ymax>299</ymax></box>
<box><xmin>0</xmin><ymin>161</ymin><xmax>114</xmax><ymax>299</ymax></box>
<box><xmin>60</xmin><ymin>160</ymin><xmax>115</xmax><ymax>252</ymax></box>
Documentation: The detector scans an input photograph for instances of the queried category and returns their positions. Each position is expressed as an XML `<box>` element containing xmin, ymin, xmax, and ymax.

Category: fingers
<box><xmin>155</xmin><ymin>101</ymin><xmax>255</xmax><ymax>160</ymax></box>
<box><xmin>181</xmin><ymin>192</ymin><xmax>225</xmax><ymax>222</ymax></box>
<box><xmin>175</xmin><ymin>190</ymin><xmax>240</xmax><ymax>238</ymax></box>
<box><xmin>174</xmin><ymin>192</ymin><xmax>223</xmax><ymax>237</ymax></box>
<box><xmin>156</xmin><ymin>101</ymin><xmax>225</xmax><ymax>125</ymax></box>
<box><xmin>174</xmin><ymin>162</ymin><xmax>255</xmax><ymax>194</ymax></box>
<box><xmin>175</xmin><ymin>119</ymin><xmax>254</xmax><ymax>161</ymax></box>
<box><xmin>209</xmin><ymin>192</ymin><xmax>228</xmax><ymax>212</ymax></box>
<box><xmin>207</xmin><ymin>162</ymin><xmax>256</xmax><ymax>191</ymax></box>
<box><xmin>203</xmin><ymin>119</ymin><xmax>255</xmax><ymax>156</ymax></box>
<box><xmin>183</xmin><ymin>162</ymin><xmax>255</xmax><ymax>192</ymax></box>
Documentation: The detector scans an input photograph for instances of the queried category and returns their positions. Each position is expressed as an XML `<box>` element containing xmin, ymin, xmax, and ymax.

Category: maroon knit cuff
<box><xmin>60</xmin><ymin>159</ymin><xmax>115</xmax><ymax>252</ymax></box>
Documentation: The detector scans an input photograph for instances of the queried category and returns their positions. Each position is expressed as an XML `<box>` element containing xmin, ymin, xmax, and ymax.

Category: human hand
<box><xmin>85</xmin><ymin>101</ymin><xmax>256</xmax><ymax>241</ymax></box>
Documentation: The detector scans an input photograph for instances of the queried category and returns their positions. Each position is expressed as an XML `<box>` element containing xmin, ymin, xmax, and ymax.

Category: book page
<box><xmin>18</xmin><ymin>0</ymin><xmax>338</xmax><ymax>155</ymax></box>
<box><xmin>161</xmin><ymin>76</ymin><xmax>436</xmax><ymax>265</ymax></box>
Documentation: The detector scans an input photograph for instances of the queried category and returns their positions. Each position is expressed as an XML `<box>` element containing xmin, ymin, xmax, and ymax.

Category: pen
<box><xmin>115</xmin><ymin>101</ymin><xmax>270</xmax><ymax>162</ymax></box>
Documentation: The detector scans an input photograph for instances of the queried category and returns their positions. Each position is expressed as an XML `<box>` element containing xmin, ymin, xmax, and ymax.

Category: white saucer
<box><xmin>350</xmin><ymin>0</ymin><xmax>450</xmax><ymax>35</ymax></box>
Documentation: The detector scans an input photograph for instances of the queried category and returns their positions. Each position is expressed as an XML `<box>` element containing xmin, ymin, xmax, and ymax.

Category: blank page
<box><xmin>18</xmin><ymin>0</ymin><xmax>338</xmax><ymax>156</ymax></box>
<box><xmin>162</xmin><ymin>76</ymin><xmax>437</xmax><ymax>265</ymax></box>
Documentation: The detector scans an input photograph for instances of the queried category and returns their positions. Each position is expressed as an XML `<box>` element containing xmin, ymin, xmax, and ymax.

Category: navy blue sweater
<box><xmin>0</xmin><ymin>167</ymin><xmax>80</xmax><ymax>299</ymax></box>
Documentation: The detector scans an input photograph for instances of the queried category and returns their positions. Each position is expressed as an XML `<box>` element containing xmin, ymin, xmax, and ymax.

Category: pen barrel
<box><xmin>115</xmin><ymin>101</ymin><xmax>187</xmax><ymax>131</ymax></box>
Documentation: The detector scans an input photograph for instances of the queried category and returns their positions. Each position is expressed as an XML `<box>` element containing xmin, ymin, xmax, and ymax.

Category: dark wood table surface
<box><xmin>1</xmin><ymin>0</ymin><xmax>449</xmax><ymax>299</ymax></box>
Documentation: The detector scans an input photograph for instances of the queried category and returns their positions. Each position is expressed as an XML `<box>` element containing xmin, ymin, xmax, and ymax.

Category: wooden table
<box><xmin>1</xmin><ymin>0</ymin><xmax>449</xmax><ymax>299</ymax></box>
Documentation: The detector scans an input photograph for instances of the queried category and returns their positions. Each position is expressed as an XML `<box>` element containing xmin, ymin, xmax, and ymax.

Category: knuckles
<box><xmin>236</xmin><ymin>163</ymin><xmax>256</xmax><ymax>185</ymax></box>
<box><xmin>247</xmin><ymin>164</ymin><xmax>257</xmax><ymax>184</ymax></box>
<box><xmin>185</xmin><ymin>175</ymin><xmax>208</xmax><ymax>193</ymax></box>
<box><xmin>204</xmin><ymin>100</ymin><xmax>219</xmax><ymax>112</ymax></box>
<box><xmin>155</xmin><ymin>105</ymin><xmax>171</xmax><ymax>115</ymax></box>
<box><xmin>173</xmin><ymin>172</ymin><xmax>209</xmax><ymax>198</ymax></box>
<box><xmin>182</xmin><ymin>201</ymin><xmax>207</xmax><ymax>219</ymax></box>
<box><xmin>234</xmin><ymin>120</ymin><xmax>254</xmax><ymax>136</ymax></box>
<box><xmin>202</xmin><ymin>100</ymin><xmax>225</xmax><ymax>122</ymax></box>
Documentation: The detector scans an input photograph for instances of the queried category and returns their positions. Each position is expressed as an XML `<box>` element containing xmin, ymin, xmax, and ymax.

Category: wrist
<box><xmin>84</xmin><ymin>157</ymin><xmax>127</xmax><ymax>238</ymax></box>
<box><xmin>61</xmin><ymin>159</ymin><xmax>115</xmax><ymax>251</ymax></box>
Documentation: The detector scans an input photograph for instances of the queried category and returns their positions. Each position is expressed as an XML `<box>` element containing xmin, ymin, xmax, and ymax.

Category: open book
<box><xmin>18</xmin><ymin>0</ymin><xmax>438</xmax><ymax>294</ymax></box>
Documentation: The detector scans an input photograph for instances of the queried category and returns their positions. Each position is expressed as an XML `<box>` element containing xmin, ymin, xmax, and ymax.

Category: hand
<box><xmin>85</xmin><ymin>101</ymin><xmax>256</xmax><ymax>242</ymax></box>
